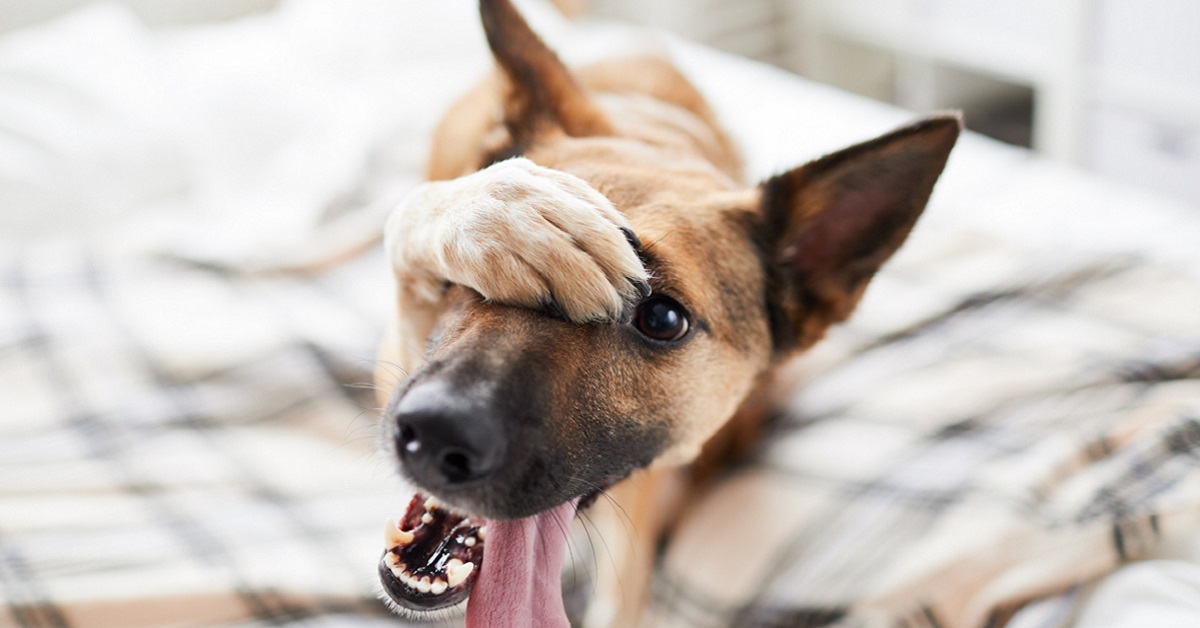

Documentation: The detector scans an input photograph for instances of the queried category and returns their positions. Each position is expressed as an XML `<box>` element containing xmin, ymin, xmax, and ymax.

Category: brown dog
<box><xmin>375</xmin><ymin>1</ymin><xmax>959</xmax><ymax>626</ymax></box>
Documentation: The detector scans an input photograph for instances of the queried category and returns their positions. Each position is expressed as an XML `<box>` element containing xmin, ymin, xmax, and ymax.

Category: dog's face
<box><xmin>386</xmin><ymin>174</ymin><xmax>774</xmax><ymax>519</ymax></box>
<box><xmin>382</xmin><ymin>112</ymin><xmax>959</xmax><ymax>520</ymax></box>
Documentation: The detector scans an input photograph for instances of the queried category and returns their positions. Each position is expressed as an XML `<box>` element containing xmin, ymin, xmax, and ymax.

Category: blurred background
<box><xmin>3</xmin><ymin>0</ymin><xmax>1196</xmax><ymax>206</ymax></box>
<box><xmin>593</xmin><ymin>0</ymin><xmax>1200</xmax><ymax>206</ymax></box>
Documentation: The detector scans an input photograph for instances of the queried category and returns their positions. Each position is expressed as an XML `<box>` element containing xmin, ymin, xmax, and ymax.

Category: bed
<box><xmin>2</xmin><ymin>1</ymin><xmax>1199</xmax><ymax>626</ymax></box>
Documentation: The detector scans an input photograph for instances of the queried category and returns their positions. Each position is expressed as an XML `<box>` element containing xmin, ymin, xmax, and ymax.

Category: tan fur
<box><xmin>382</xmin><ymin>55</ymin><xmax>770</xmax><ymax>622</ymax></box>
<box><xmin>383</xmin><ymin>157</ymin><xmax>649</xmax><ymax>372</ymax></box>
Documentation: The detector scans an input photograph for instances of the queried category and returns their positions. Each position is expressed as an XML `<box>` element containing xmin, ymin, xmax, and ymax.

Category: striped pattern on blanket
<box><xmin>3</xmin><ymin>221</ymin><xmax>1198</xmax><ymax>628</ymax></box>
<box><xmin>646</xmin><ymin>227</ymin><xmax>1200</xmax><ymax>627</ymax></box>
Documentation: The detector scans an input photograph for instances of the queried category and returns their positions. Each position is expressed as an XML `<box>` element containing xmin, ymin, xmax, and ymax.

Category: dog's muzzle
<box><xmin>392</xmin><ymin>379</ymin><xmax>508</xmax><ymax>490</ymax></box>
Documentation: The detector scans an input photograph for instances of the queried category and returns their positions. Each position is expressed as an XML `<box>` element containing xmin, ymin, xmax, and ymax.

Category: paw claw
<box><xmin>619</xmin><ymin>227</ymin><xmax>644</xmax><ymax>252</ymax></box>
<box><xmin>540</xmin><ymin>296</ymin><xmax>568</xmax><ymax>321</ymax></box>
<box><xmin>629</xmin><ymin>277</ymin><xmax>652</xmax><ymax>299</ymax></box>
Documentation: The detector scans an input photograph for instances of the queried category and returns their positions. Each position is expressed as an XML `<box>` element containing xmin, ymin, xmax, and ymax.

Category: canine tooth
<box><xmin>464</xmin><ymin>536</ymin><xmax>476</xmax><ymax>547</ymax></box>
<box><xmin>385</xmin><ymin>518</ymin><xmax>414</xmax><ymax>548</ymax></box>
<box><xmin>385</xmin><ymin>552</ymin><xmax>400</xmax><ymax>568</ymax></box>
<box><xmin>478</xmin><ymin>526</ymin><xmax>487</xmax><ymax>540</ymax></box>
<box><xmin>446</xmin><ymin>558</ymin><xmax>462</xmax><ymax>570</ymax></box>
<box><xmin>431</xmin><ymin>578</ymin><xmax>448</xmax><ymax>595</ymax></box>
<box><xmin>417</xmin><ymin>576</ymin><xmax>432</xmax><ymax>593</ymax></box>
<box><xmin>424</xmin><ymin>496</ymin><xmax>441</xmax><ymax>510</ymax></box>
<box><xmin>446</xmin><ymin>561</ymin><xmax>475</xmax><ymax>588</ymax></box>
<box><xmin>421</xmin><ymin>512</ymin><xmax>433</xmax><ymax>525</ymax></box>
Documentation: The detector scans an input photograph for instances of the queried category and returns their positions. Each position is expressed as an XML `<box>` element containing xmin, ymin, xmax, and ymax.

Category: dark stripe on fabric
<box><xmin>862</xmin><ymin>261</ymin><xmax>1130</xmax><ymax>353</ymax></box>
<box><xmin>74</xmin><ymin>254</ymin><xmax>288</xmax><ymax>618</ymax></box>
<box><xmin>1112</xmin><ymin>523</ymin><xmax>1128</xmax><ymax>560</ymax></box>
<box><xmin>921</xmin><ymin>604</ymin><xmax>943</xmax><ymax>628</ymax></box>
<box><xmin>0</xmin><ymin>530</ymin><xmax>70</xmax><ymax>628</ymax></box>
<box><xmin>94</xmin><ymin>263</ymin><xmax>384</xmax><ymax>620</ymax></box>
<box><xmin>734</xmin><ymin>605</ymin><xmax>847</xmax><ymax>628</ymax></box>
<box><xmin>1</xmin><ymin>259</ymin><xmax>92</xmax><ymax>627</ymax></box>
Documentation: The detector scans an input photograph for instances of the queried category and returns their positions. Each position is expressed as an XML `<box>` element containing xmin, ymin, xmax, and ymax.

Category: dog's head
<box><xmin>377</xmin><ymin>0</ymin><xmax>958</xmax><ymax>620</ymax></box>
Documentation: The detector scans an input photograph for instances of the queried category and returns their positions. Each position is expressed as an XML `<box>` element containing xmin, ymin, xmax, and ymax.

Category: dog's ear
<box><xmin>480</xmin><ymin>0</ymin><xmax>612</xmax><ymax>148</ymax></box>
<box><xmin>760</xmin><ymin>114</ymin><xmax>961</xmax><ymax>352</ymax></box>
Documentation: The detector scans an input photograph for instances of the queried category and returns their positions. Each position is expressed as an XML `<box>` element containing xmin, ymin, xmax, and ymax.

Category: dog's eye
<box><xmin>634</xmin><ymin>296</ymin><xmax>690</xmax><ymax>342</ymax></box>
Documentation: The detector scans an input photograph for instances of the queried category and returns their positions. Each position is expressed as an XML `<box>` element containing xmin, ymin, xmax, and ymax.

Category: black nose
<box><xmin>392</xmin><ymin>381</ymin><xmax>506</xmax><ymax>487</ymax></box>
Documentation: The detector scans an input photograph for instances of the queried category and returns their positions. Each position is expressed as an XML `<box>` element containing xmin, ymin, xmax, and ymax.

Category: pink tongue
<box><xmin>466</xmin><ymin>500</ymin><xmax>578</xmax><ymax>628</ymax></box>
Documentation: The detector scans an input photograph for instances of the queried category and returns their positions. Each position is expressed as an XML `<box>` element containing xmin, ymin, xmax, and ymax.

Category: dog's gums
<box><xmin>378</xmin><ymin>493</ymin><xmax>485</xmax><ymax>610</ymax></box>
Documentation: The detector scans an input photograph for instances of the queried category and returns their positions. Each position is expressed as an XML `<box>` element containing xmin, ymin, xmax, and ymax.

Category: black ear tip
<box><xmin>899</xmin><ymin>112</ymin><xmax>962</xmax><ymax>160</ymax></box>
<box><xmin>921</xmin><ymin>111</ymin><xmax>964</xmax><ymax>142</ymax></box>
<box><xmin>930</xmin><ymin>110</ymin><xmax>965</xmax><ymax>128</ymax></box>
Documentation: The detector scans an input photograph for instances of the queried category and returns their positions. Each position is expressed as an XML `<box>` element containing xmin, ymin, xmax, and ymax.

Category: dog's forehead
<box><xmin>515</xmin><ymin>140</ymin><xmax>767</xmax><ymax>347</ymax></box>
<box><xmin>625</xmin><ymin>194</ymin><xmax>769</xmax><ymax>348</ymax></box>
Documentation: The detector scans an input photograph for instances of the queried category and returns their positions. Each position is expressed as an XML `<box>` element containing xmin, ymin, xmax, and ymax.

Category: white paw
<box><xmin>386</xmin><ymin>158</ymin><xmax>650</xmax><ymax>323</ymax></box>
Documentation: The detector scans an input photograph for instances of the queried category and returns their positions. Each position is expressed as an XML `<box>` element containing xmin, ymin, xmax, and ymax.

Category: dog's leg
<box><xmin>584</xmin><ymin>467</ymin><xmax>686</xmax><ymax>628</ymax></box>
<box><xmin>382</xmin><ymin>156</ymin><xmax>650</xmax><ymax>371</ymax></box>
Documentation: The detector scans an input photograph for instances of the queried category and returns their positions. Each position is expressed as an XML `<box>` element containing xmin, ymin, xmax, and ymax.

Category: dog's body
<box><xmin>376</xmin><ymin>1</ymin><xmax>959</xmax><ymax>626</ymax></box>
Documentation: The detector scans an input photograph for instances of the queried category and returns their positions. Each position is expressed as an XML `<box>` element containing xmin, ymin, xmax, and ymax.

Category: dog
<box><xmin>374</xmin><ymin>1</ymin><xmax>959</xmax><ymax>626</ymax></box>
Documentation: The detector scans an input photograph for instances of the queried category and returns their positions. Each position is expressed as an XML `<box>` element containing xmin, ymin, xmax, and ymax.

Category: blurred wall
<box><xmin>5</xmin><ymin>0</ymin><xmax>1196</xmax><ymax>205</ymax></box>
<box><xmin>593</xmin><ymin>0</ymin><xmax>1200</xmax><ymax>206</ymax></box>
<box><xmin>0</xmin><ymin>0</ymin><xmax>278</xmax><ymax>32</ymax></box>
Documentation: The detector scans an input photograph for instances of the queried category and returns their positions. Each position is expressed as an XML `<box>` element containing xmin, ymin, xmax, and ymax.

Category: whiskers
<box><xmin>350</xmin><ymin>356</ymin><xmax>413</xmax><ymax>398</ymax></box>
<box><xmin>530</xmin><ymin>475</ymin><xmax>642</xmax><ymax>612</ymax></box>
<box><xmin>335</xmin><ymin>357</ymin><xmax>412</xmax><ymax>469</ymax></box>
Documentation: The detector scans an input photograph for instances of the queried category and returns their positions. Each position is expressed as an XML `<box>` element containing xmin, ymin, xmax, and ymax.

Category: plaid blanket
<box><xmin>644</xmin><ymin>226</ymin><xmax>1200</xmax><ymax>628</ymax></box>
<box><xmin>4</xmin><ymin>2</ymin><xmax>1200</xmax><ymax>627</ymax></box>
<box><xmin>0</xmin><ymin>243</ymin><xmax>411</xmax><ymax>626</ymax></box>
<box><xmin>5</xmin><ymin>214</ymin><xmax>1199</xmax><ymax>628</ymax></box>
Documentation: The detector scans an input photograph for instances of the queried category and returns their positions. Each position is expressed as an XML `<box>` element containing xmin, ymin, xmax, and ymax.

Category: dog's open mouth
<box><xmin>379</xmin><ymin>489</ymin><xmax>583</xmax><ymax>627</ymax></box>
<box><xmin>378</xmin><ymin>492</ymin><xmax>485</xmax><ymax>610</ymax></box>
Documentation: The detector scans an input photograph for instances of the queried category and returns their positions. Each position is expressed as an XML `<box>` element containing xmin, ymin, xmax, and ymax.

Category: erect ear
<box><xmin>760</xmin><ymin>114</ymin><xmax>961</xmax><ymax>352</ymax></box>
<box><xmin>479</xmin><ymin>0</ymin><xmax>611</xmax><ymax>151</ymax></box>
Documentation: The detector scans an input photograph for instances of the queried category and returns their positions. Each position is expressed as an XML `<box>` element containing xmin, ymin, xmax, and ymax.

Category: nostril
<box><xmin>397</xmin><ymin>423</ymin><xmax>420</xmax><ymax>454</ymax></box>
<box><xmin>439</xmin><ymin>449</ymin><xmax>474</xmax><ymax>484</ymax></box>
<box><xmin>391</xmin><ymin>381</ymin><xmax>507</xmax><ymax>488</ymax></box>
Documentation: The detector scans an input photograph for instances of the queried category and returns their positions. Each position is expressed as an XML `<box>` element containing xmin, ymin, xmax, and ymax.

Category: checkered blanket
<box><xmin>3</xmin><ymin>2</ymin><xmax>1200</xmax><ymax>627</ymax></box>
<box><xmin>0</xmin><ymin>242</ymin><xmax>409</xmax><ymax>626</ymax></box>
<box><xmin>644</xmin><ymin>227</ymin><xmax>1200</xmax><ymax>628</ymax></box>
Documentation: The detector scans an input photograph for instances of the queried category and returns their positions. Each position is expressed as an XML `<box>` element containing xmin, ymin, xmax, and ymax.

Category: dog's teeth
<box><xmin>385</xmin><ymin>518</ymin><xmax>414</xmax><ymax>548</ymax></box>
<box><xmin>424</xmin><ymin>496</ymin><xmax>441</xmax><ymax>510</ymax></box>
<box><xmin>464</xmin><ymin>536</ymin><xmax>476</xmax><ymax>547</ymax></box>
<box><xmin>431</xmin><ymin>578</ymin><xmax>448</xmax><ymax>595</ymax></box>
<box><xmin>384</xmin><ymin>552</ymin><xmax>401</xmax><ymax>568</ymax></box>
<box><xmin>420</xmin><ymin>512</ymin><xmax>434</xmax><ymax>525</ymax></box>
<box><xmin>478</xmin><ymin>526</ymin><xmax>487</xmax><ymax>540</ymax></box>
<box><xmin>390</xmin><ymin>565</ymin><xmax>404</xmax><ymax>579</ymax></box>
<box><xmin>446</xmin><ymin>561</ymin><xmax>475</xmax><ymax>588</ymax></box>
<box><xmin>417</xmin><ymin>576</ymin><xmax>432</xmax><ymax>593</ymax></box>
